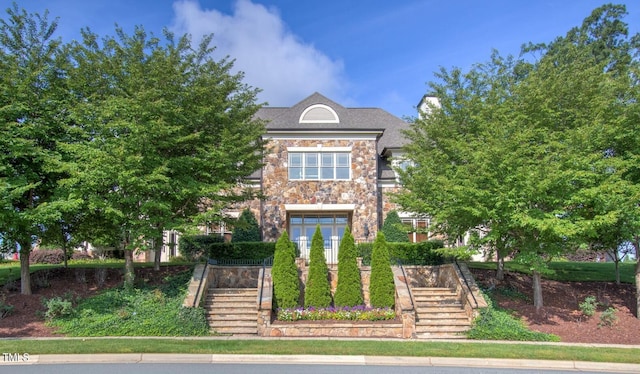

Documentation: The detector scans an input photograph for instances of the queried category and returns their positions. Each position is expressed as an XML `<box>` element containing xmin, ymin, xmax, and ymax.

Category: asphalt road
<box><xmin>0</xmin><ymin>363</ymin><xmax>633</xmax><ymax>374</ymax></box>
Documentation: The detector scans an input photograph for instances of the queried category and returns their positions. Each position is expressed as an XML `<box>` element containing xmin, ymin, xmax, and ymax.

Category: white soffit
<box><xmin>285</xmin><ymin>204</ymin><xmax>356</xmax><ymax>211</ymax></box>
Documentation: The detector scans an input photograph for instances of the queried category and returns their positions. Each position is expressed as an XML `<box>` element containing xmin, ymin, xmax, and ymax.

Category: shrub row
<box><xmin>29</xmin><ymin>249</ymin><xmax>95</xmax><ymax>264</ymax></box>
<box><xmin>357</xmin><ymin>240</ymin><xmax>446</xmax><ymax>266</ymax></box>
<box><xmin>179</xmin><ymin>235</ymin><xmax>276</xmax><ymax>261</ymax></box>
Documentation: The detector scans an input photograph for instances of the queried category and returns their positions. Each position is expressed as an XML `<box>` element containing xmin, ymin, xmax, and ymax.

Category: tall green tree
<box><xmin>396</xmin><ymin>4</ymin><xmax>639</xmax><ymax>311</ymax></box>
<box><xmin>369</xmin><ymin>232</ymin><xmax>395</xmax><ymax>308</ymax></box>
<box><xmin>0</xmin><ymin>4</ymin><xmax>73</xmax><ymax>294</ymax></box>
<box><xmin>395</xmin><ymin>51</ymin><xmax>524</xmax><ymax>282</ymax></box>
<box><xmin>271</xmin><ymin>230</ymin><xmax>300</xmax><ymax>309</ymax></box>
<box><xmin>334</xmin><ymin>226</ymin><xmax>363</xmax><ymax>307</ymax></box>
<box><xmin>381</xmin><ymin>210</ymin><xmax>409</xmax><ymax>243</ymax></box>
<box><xmin>63</xmin><ymin>26</ymin><xmax>266</xmax><ymax>285</ymax></box>
<box><xmin>304</xmin><ymin>225</ymin><xmax>332</xmax><ymax>308</ymax></box>
<box><xmin>232</xmin><ymin>208</ymin><xmax>261</xmax><ymax>242</ymax></box>
<box><xmin>515</xmin><ymin>4</ymin><xmax>640</xmax><ymax>311</ymax></box>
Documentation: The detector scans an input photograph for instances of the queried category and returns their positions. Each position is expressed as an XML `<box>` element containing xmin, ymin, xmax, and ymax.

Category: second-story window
<box><xmin>289</xmin><ymin>152</ymin><xmax>350</xmax><ymax>180</ymax></box>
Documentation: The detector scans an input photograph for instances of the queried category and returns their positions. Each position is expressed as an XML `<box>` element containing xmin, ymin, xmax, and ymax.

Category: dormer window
<box><xmin>299</xmin><ymin>104</ymin><xmax>339</xmax><ymax>123</ymax></box>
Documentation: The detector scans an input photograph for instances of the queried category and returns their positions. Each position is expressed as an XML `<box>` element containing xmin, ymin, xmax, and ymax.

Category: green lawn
<box><xmin>467</xmin><ymin>261</ymin><xmax>636</xmax><ymax>283</ymax></box>
<box><xmin>2</xmin><ymin>260</ymin><xmax>639</xmax><ymax>362</ymax></box>
<box><xmin>0</xmin><ymin>339</ymin><xmax>638</xmax><ymax>364</ymax></box>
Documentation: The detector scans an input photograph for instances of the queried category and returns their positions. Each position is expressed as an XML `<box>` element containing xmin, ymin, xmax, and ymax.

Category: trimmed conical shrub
<box><xmin>232</xmin><ymin>208</ymin><xmax>261</xmax><ymax>242</ymax></box>
<box><xmin>334</xmin><ymin>226</ymin><xmax>363</xmax><ymax>307</ymax></box>
<box><xmin>369</xmin><ymin>232</ymin><xmax>395</xmax><ymax>308</ymax></box>
<box><xmin>271</xmin><ymin>230</ymin><xmax>300</xmax><ymax>309</ymax></box>
<box><xmin>381</xmin><ymin>210</ymin><xmax>409</xmax><ymax>242</ymax></box>
<box><xmin>304</xmin><ymin>225</ymin><xmax>332</xmax><ymax>308</ymax></box>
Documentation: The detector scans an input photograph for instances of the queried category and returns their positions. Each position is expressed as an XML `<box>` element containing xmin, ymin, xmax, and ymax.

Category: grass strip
<box><xmin>0</xmin><ymin>339</ymin><xmax>638</xmax><ymax>364</ymax></box>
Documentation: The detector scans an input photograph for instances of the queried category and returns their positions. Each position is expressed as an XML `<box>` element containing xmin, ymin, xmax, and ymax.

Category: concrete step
<box><xmin>210</xmin><ymin>287</ymin><xmax>258</xmax><ymax>294</ymax></box>
<box><xmin>210</xmin><ymin>326</ymin><xmax>258</xmax><ymax>335</ymax></box>
<box><xmin>415</xmin><ymin>324</ymin><xmax>470</xmax><ymax>333</ymax></box>
<box><xmin>208</xmin><ymin>313</ymin><xmax>257</xmax><ymax>321</ymax></box>
<box><xmin>411</xmin><ymin>286</ymin><xmax>471</xmax><ymax>340</ymax></box>
<box><xmin>207</xmin><ymin>306</ymin><xmax>257</xmax><ymax>314</ymax></box>
<box><xmin>416</xmin><ymin>313</ymin><xmax>470</xmax><ymax>321</ymax></box>
<box><xmin>204</xmin><ymin>297</ymin><xmax>257</xmax><ymax>308</ymax></box>
<box><xmin>205</xmin><ymin>287</ymin><xmax>259</xmax><ymax>336</ymax></box>
<box><xmin>416</xmin><ymin>318</ymin><xmax>470</xmax><ymax>326</ymax></box>
<box><xmin>416</xmin><ymin>307</ymin><xmax>467</xmax><ymax>314</ymax></box>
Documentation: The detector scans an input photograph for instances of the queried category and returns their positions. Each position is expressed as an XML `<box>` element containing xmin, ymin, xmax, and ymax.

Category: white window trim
<box><xmin>288</xmin><ymin>146</ymin><xmax>352</xmax><ymax>152</ymax></box>
<box><xmin>285</xmin><ymin>203</ymin><xmax>356</xmax><ymax>211</ymax></box>
<box><xmin>288</xmin><ymin>151</ymin><xmax>351</xmax><ymax>181</ymax></box>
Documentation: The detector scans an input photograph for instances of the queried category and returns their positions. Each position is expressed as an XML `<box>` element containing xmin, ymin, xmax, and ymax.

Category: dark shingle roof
<box><xmin>255</xmin><ymin>92</ymin><xmax>409</xmax><ymax>154</ymax></box>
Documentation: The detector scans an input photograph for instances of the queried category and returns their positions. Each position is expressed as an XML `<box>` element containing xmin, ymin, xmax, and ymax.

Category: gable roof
<box><xmin>255</xmin><ymin>92</ymin><xmax>409</xmax><ymax>154</ymax></box>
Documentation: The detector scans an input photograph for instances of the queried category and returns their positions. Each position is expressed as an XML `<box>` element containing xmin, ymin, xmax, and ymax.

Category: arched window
<box><xmin>299</xmin><ymin>104</ymin><xmax>339</xmax><ymax>123</ymax></box>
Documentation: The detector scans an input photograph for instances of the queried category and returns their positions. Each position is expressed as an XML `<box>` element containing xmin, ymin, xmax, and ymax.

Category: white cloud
<box><xmin>171</xmin><ymin>0</ymin><xmax>347</xmax><ymax>106</ymax></box>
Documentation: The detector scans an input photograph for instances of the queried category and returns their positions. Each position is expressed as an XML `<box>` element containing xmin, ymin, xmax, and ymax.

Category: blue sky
<box><xmin>11</xmin><ymin>0</ymin><xmax>640</xmax><ymax>118</ymax></box>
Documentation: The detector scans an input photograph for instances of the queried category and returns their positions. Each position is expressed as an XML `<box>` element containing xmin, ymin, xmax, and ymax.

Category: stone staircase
<box><xmin>205</xmin><ymin>287</ymin><xmax>258</xmax><ymax>335</ymax></box>
<box><xmin>412</xmin><ymin>287</ymin><xmax>472</xmax><ymax>339</ymax></box>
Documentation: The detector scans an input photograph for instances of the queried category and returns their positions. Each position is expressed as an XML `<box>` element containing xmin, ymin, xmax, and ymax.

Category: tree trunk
<box><xmin>154</xmin><ymin>237</ymin><xmax>162</xmax><ymax>271</ymax></box>
<box><xmin>532</xmin><ymin>270</ymin><xmax>543</xmax><ymax>312</ymax></box>
<box><xmin>615</xmin><ymin>259</ymin><xmax>621</xmax><ymax>285</ymax></box>
<box><xmin>63</xmin><ymin>243</ymin><xmax>68</xmax><ymax>269</ymax></box>
<box><xmin>496</xmin><ymin>251</ymin><xmax>505</xmax><ymax>281</ymax></box>
<box><xmin>124</xmin><ymin>248</ymin><xmax>135</xmax><ymax>288</ymax></box>
<box><xmin>19</xmin><ymin>241</ymin><xmax>31</xmax><ymax>295</ymax></box>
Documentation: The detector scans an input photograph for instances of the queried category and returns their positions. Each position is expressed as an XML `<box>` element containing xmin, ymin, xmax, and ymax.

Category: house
<box><xmin>217</xmin><ymin>92</ymin><xmax>432</xmax><ymax>262</ymax></box>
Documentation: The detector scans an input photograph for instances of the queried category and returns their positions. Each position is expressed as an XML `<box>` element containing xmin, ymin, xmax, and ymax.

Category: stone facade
<box><xmin>212</xmin><ymin>93</ymin><xmax>413</xmax><ymax>252</ymax></box>
<box><xmin>260</xmin><ymin>138</ymin><xmax>379</xmax><ymax>242</ymax></box>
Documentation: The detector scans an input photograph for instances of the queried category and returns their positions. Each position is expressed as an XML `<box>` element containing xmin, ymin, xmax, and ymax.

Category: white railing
<box><xmin>295</xmin><ymin>236</ymin><xmax>340</xmax><ymax>264</ymax></box>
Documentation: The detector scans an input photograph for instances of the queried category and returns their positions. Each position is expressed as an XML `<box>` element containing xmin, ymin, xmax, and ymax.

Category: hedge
<box><xmin>179</xmin><ymin>235</ymin><xmax>275</xmax><ymax>261</ymax></box>
<box><xmin>357</xmin><ymin>239</ymin><xmax>446</xmax><ymax>265</ymax></box>
<box><xmin>179</xmin><ymin>235</ymin><xmax>224</xmax><ymax>261</ymax></box>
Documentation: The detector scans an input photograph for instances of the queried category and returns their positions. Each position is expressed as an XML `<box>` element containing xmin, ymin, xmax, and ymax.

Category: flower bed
<box><xmin>276</xmin><ymin>306</ymin><xmax>395</xmax><ymax>322</ymax></box>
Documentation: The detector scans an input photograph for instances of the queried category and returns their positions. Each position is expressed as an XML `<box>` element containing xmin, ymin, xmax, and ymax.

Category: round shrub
<box><xmin>272</xmin><ymin>230</ymin><xmax>300</xmax><ymax>309</ymax></box>
<box><xmin>369</xmin><ymin>232</ymin><xmax>395</xmax><ymax>308</ymax></box>
<box><xmin>334</xmin><ymin>226</ymin><xmax>363</xmax><ymax>307</ymax></box>
<box><xmin>29</xmin><ymin>249</ymin><xmax>64</xmax><ymax>264</ymax></box>
<box><xmin>304</xmin><ymin>225</ymin><xmax>332</xmax><ymax>308</ymax></box>
<box><xmin>381</xmin><ymin>210</ymin><xmax>409</xmax><ymax>242</ymax></box>
<box><xmin>232</xmin><ymin>208</ymin><xmax>261</xmax><ymax>242</ymax></box>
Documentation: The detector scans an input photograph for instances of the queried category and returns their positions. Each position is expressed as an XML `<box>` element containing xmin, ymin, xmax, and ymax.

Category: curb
<box><xmin>1</xmin><ymin>354</ymin><xmax>640</xmax><ymax>373</ymax></box>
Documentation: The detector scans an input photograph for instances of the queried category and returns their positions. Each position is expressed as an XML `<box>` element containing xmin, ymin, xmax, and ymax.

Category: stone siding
<box><xmin>260</xmin><ymin>138</ymin><xmax>379</xmax><ymax>241</ymax></box>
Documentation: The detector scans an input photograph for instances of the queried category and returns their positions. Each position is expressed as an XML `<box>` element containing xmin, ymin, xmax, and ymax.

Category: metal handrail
<box><xmin>208</xmin><ymin>257</ymin><xmax>273</xmax><ymax>266</ymax></box>
<box><xmin>454</xmin><ymin>259</ymin><xmax>479</xmax><ymax>308</ymax></box>
<box><xmin>395</xmin><ymin>258</ymin><xmax>415</xmax><ymax>310</ymax></box>
<box><xmin>192</xmin><ymin>260</ymin><xmax>209</xmax><ymax>307</ymax></box>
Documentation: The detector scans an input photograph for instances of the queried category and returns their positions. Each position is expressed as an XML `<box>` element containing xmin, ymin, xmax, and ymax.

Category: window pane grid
<box><xmin>289</xmin><ymin>152</ymin><xmax>350</xmax><ymax>180</ymax></box>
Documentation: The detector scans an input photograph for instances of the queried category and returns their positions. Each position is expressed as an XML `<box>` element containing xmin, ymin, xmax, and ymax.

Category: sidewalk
<box><xmin>1</xmin><ymin>353</ymin><xmax>640</xmax><ymax>373</ymax></box>
<box><xmin>2</xmin><ymin>337</ymin><xmax>640</xmax><ymax>373</ymax></box>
